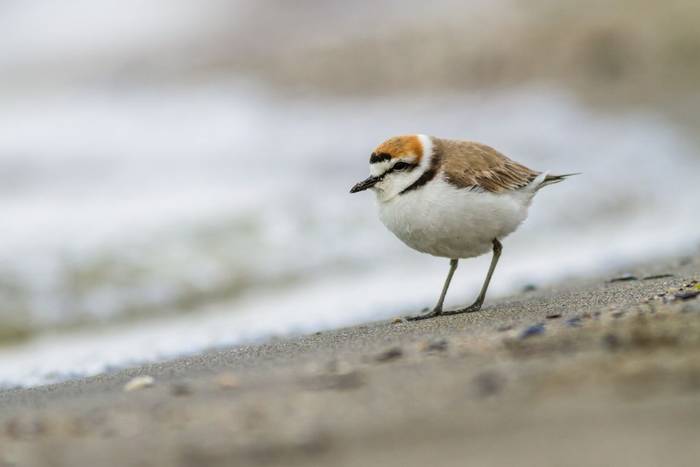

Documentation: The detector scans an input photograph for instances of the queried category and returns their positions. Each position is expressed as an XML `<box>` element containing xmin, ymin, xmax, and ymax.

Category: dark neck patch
<box><xmin>399</xmin><ymin>142</ymin><xmax>441</xmax><ymax>195</ymax></box>
<box><xmin>370</xmin><ymin>152</ymin><xmax>392</xmax><ymax>164</ymax></box>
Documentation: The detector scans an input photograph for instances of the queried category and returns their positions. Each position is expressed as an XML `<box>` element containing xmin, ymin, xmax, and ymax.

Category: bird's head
<box><xmin>350</xmin><ymin>135</ymin><xmax>433</xmax><ymax>202</ymax></box>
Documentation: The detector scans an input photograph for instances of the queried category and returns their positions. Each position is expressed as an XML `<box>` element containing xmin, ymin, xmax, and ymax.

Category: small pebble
<box><xmin>643</xmin><ymin>274</ymin><xmax>674</xmax><ymax>281</ymax></box>
<box><xmin>474</xmin><ymin>371</ymin><xmax>505</xmax><ymax>397</ymax></box>
<box><xmin>66</xmin><ymin>417</ymin><xmax>87</xmax><ymax>436</ymax></box>
<box><xmin>522</xmin><ymin>284</ymin><xmax>538</xmax><ymax>293</ymax></box>
<box><xmin>214</xmin><ymin>372</ymin><xmax>240</xmax><ymax>390</ymax></box>
<box><xmin>520</xmin><ymin>323</ymin><xmax>545</xmax><ymax>339</ymax></box>
<box><xmin>5</xmin><ymin>418</ymin><xmax>21</xmax><ymax>439</ymax></box>
<box><xmin>602</xmin><ymin>333</ymin><xmax>621</xmax><ymax>351</ymax></box>
<box><xmin>497</xmin><ymin>324</ymin><xmax>514</xmax><ymax>332</ymax></box>
<box><xmin>170</xmin><ymin>383</ymin><xmax>192</xmax><ymax>397</ymax></box>
<box><xmin>609</xmin><ymin>274</ymin><xmax>639</xmax><ymax>283</ymax></box>
<box><xmin>123</xmin><ymin>375</ymin><xmax>155</xmax><ymax>392</ymax></box>
<box><xmin>422</xmin><ymin>338</ymin><xmax>449</xmax><ymax>352</ymax></box>
<box><xmin>392</xmin><ymin>317</ymin><xmax>406</xmax><ymax>324</ymax></box>
<box><xmin>612</xmin><ymin>311</ymin><xmax>626</xmax><ymax>319</ymax></box>
<box><xmin>545</xmin><ymin>313</ymin><xmax>562</xmax><ymax>320</ymax></box>
<box><xmin>375</xmin><ymin>347</ymin><xmax>403</xmax><ymax>362</ymax></box>
<box><xmin>675</xmin><ymin>290</ymin><xmax>700</xmax><ymax>301</ymax></box>
<box><xmin>30</xmin><ymin>418</ymin><xmax>48</xmax><ymax>436</ymax></box>
<box><xmin>304</xmin><ymin>371</ymin><xmax>365</xmax><ymax>391</ymax></box>
<box><xmin>565</xmin><ymin>317</ymin><xmax>583</xmax><ymax>328</ymax></box>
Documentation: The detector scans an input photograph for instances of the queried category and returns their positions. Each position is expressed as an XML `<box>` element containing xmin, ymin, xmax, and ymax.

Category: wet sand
<box><xmin>1</xmin><ymin>254</ymin><xmax>699</xmax><ymax>466</ymax></box>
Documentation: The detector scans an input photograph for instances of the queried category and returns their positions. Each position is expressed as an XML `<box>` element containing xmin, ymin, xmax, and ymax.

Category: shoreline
<box><xmin>1</xmin><ymin>253</ymin><xmax>699</xmax><ymax>466</ymax></box>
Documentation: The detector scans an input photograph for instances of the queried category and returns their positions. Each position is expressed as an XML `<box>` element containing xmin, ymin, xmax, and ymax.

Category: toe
<box><xmin>443</xmin><ymin>304</ymin><xmax>483</xmax><ymax>316</ymax></box>
<box><xmin>406</xmin><ymin>309</ymin><xmax>442</xmax><ymax>321</ymax></box>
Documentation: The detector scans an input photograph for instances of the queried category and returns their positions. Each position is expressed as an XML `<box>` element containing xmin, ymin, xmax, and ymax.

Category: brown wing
<box><xmin>437</xmin><ymin>139</ymin><xmax>540</xmax><ymax>193</ymax></box>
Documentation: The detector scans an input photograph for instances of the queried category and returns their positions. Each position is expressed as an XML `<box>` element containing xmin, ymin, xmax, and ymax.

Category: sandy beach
<box><xmin>1</xmin><ymin>253</ymin><xmax>699</xmax><ymax>466</ymax></box>
<box><xmin>3</xmin><ymin>2</ymin><xmax>700</xmax><ymax>466</ymax></box>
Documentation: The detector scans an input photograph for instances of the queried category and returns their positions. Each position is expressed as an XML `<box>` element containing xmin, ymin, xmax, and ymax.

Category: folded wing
<box><xmin>439</xmin><ymin>139</ymin><xmax>540</xmax><ymax>193</ymax></box>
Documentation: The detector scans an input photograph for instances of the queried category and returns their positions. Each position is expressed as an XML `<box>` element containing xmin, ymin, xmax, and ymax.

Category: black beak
<box><xmin>350</xmin><ymin>175</ymin><xmax>381</xmax><ymax>193</ymax></box>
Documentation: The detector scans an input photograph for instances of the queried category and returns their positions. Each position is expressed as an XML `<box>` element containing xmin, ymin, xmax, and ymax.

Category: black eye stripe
<box><xmin>392</xmin><ymin>161</ymin><xmax>414</xmax><ymax>171</ymax></box>
<box><xmin>379</xmin><ymin>162</ymin><xmax>418</xmax><ymax>178</ymax></box>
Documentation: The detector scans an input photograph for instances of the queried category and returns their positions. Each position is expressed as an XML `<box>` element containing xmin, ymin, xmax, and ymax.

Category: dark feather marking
<box><xmin>370</xmin><ymin>152</ymin><xmax>392</xmax><ymax>164</ymax></box>
<box><xmin>399</xmin><ymin>143</ymin><xmax>441</xmax><ymax>195</ymax></box>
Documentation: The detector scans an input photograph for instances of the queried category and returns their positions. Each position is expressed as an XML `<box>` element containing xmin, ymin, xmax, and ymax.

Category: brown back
<box><xmin>436</xmin><ymin>138</ymin><xmax>539</xmax><ymax>193</ymax></box>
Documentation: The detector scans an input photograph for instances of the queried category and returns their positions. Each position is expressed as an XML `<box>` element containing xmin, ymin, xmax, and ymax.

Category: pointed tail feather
<box><xmin>537</xmin><ymin>172</ymin><xmax>580</xmax><ymax>190</ymax></box>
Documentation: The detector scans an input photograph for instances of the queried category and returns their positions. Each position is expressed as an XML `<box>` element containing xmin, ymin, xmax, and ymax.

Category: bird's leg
<box><xmin>407</xmin><ymin>259</ymin><xmax>458</xmax><ymax>321</ymax></box>
<box><xmin>443</xmin><ymin>239</ymin><xmax>502</xmax><ymax>315</ymax></box>
<box><xmin>433</xmin><ymin>258</ymin><xmax>459</xmax><ymax>313</ymax></box>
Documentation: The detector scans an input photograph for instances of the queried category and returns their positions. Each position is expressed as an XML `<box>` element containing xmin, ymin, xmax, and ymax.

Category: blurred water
<box><xmin>1</xmin><ymin>82</ymin><xmax>699</xmax><ymax>386</ymax></box>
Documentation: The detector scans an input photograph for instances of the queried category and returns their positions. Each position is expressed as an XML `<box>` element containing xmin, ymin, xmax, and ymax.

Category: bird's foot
<box><xmin>406</xmin><ymin>307</ymin><xmax>443</xmax><ymax>321</ymax></box>
<box><xmin>441</xmin><ymin>302</ymin><xmax>483</xmax><ymax>316</ymax></box>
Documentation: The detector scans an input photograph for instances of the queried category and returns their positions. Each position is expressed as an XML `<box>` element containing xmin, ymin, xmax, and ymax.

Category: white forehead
<box><xmin>369</xmin><ymin>160</ymin><xmax>392</xmax><ymax>177</ymax></box>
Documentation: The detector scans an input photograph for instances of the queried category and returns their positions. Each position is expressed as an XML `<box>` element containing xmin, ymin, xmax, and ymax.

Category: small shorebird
<box><xmin>350</xmin><ymin>135</ymin><xmax>576</xmax><ymax>321</ymax></box>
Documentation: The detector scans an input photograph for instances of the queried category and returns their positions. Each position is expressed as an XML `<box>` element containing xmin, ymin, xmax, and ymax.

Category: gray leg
<box><xmin>406</xmin><ymin>259</ymin><xmax>458</xmax><ymax>321</ymax></box>
<box><xmin>443</xmin><ymin>239</ymin><xmax>502</xmax><ymax>315</ymax></box>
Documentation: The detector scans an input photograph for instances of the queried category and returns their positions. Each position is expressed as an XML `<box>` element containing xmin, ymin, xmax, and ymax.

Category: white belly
<box><xmin>377</xmin><ymin>177</ymin><xmax>533</xmax><ymax>259</ymax></box>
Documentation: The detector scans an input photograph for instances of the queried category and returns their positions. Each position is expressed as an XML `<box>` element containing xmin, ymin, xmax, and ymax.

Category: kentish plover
<box><xmin>350</xmin><ymin>135</ymin><xmax>576</xmax><ymax>321</ymax></box>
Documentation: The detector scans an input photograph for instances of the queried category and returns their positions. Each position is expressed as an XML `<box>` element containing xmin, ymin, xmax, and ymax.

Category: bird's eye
<box><xmin>393</xmin><ymin>161</ymin><xmax>412</xmax><ymax>171</ymax></box>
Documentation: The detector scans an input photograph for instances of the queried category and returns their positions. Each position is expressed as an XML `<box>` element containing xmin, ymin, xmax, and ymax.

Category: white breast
<box><xmin>377</xmin><ymin>175</ymin><xmax>534</xmax><ymax>259</ymax></box>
